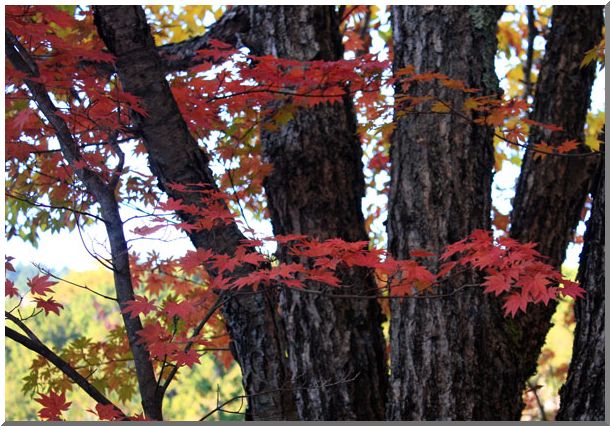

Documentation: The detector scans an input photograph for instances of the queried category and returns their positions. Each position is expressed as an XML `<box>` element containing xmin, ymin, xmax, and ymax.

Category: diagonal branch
<box><xmin>6</xmin><ymin>317</ymin><xmax>126</xmax><ymax>418</ymax></box>
<box><xmin>158</xmin><ymin>295</ymin><xmax>227</xmax><ymax>396</ymax></box>
<box><xmin>157</xmin><ymin>6</ymin><xmax>250</xmax><ymax>73</ymax></box>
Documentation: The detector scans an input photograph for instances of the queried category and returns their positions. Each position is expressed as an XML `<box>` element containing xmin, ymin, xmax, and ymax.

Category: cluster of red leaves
<box><xmin>439</xmin><ymin>230</ymin><xmax>584</xmax><ymax>317</ymax></box>
<box><xmin>5</xmin><ymin>256</ymin><xmax>64</xmax><ymax>316</ymax></box>
<box><xmin>34</xmin><ymin>390</ymin><xmax>71</xmax><ymax>421</ymax></box>
<box><xmin>127</xmin><ymin>184</ymin><xmax>585</xmax><ymax>319</ymax></box>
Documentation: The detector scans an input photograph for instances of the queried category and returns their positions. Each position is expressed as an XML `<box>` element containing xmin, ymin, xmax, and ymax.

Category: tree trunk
<box><xmin>507</xmin><ymin>5</ymin><xmax>603</xmax><ymax>417</ymax></box>
<box><xmin>387</xmin><ymin>6</ymin><xmax>508</xmax><ymax>420</ymax></box>
<box><xmin>93</xmin><ymin>7</ymin><xmax>295</xmax><ymax>420</ymax></box>
<box><xmin>557</xmin><ymin>156</ymin><xmax>605</xmax><ymax>420</ymax></box>
<box><xmin>246</xmin><ymin>6</ymin><xmax>387</xmax><ymax>420</ymax></box>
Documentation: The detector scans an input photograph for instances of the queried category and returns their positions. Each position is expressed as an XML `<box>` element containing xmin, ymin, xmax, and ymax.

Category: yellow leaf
<box><xmin>463</xmin><ymin>98</ymin><xmax>480</xmax><ymax>111</ymax></box>
<box><xmin>585</xmin><ymin>111</ymin><xmax>605</xmax><ymax>151</ymax></box>
<box><xmin>431</xmin><ymin>101</ymin><xmax>451</xmax><ymax>113</ymax></box>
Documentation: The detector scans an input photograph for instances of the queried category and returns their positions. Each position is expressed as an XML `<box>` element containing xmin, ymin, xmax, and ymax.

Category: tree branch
<box><xmin>5</xmin><ymin>321</ymin><xmax>126</xmax><ymax>418</ymax></box>
<box><xmin>6</xmin><ymin>29</ymin><xmax>163</xmax><ymax>420</ymax></box>
<box><xmin>158</xmin><ymin>6</ymin><xmax>250</xmax><ymax>73</ymax></box>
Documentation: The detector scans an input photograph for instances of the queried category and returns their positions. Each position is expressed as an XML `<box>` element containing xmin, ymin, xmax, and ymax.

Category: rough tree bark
<box><xmin>508</xmin><ymin>5</ymin><xmax>603</xmax><ymax>416</ymax></box>
<box><xmin>386</xmin><ymin>6</ymin><xmax>508</xmax><ymax>420</ymax></box>
<box><xmin>93</xmin><ymin>6</ymin><xmax>296</xmax><ymax>420</ymax></box>
<box><xmin>557</xmin><ymin>155</ymin><xmax>605</xmax><ymax>420</ymax></box>
<box><xmin>246</xmin><ymin>6</ymin><xmax>387</xmax><ymax>420</ymax></box>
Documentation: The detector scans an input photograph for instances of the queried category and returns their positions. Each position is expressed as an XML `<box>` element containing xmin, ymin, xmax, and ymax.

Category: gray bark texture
<box><xmin>246</xmin><ymin>6</ymin><xmax>387</xmax><ymax>420</ymax></box>
<box><xmin>93</xmin><ymin>6</ymin><xmax>295</xmax><ymax>420</ymax></box>
<box><xmin>387</xmin><ymin>6</ymin><xmax>508</xmax><ymax>420</ymax></box>
<box><xmin>507</xmin><ymin>5</ymin><xmax>603</xmax><ymax>417</ymax></box>
<box><xmin>557</xmin><ymin>158</ymin><xmax>605</xmax><ymax>420</ymax></box>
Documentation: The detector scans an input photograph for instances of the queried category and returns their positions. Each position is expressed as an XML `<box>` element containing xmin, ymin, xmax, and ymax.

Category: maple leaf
<box><xmin>532</xmin><ymin>142</ymin><xmax>553</xmax><ymax>159</ymax></box>
<box><xmin>164</xmin><ymin>300</ymin><xmax>195</xmax><ymax>319</ymax></box>
<box><xmin>523</xmin><ymin>273</ymin><xmax>551</xmax><ymax>301</ymax></box>
<box><xmin>556</xmin><ymin>139</ymin><xmax>580</xmax><ymax>154</ymax></box>
<box><xmin>5</xmin><ymin>256</ymin><xmax>15</xmax><ymax>272</ymax></box>
<box><xmin>173</xmin><ymin>350</ymin><xmax>201</xmax><ymax>368</ymax></box>
<box><xmin>27</xmin><ymin>274</ymin><xmax>58</xmax><ymax>296</ymax></box>
<box><xmin>559</xmin><ymin>280</ymin><xmax>586</xmax><ymax>299</ymax></box>
<box><xmin>503</xmin><ymin>292</ymin><xmax>529</xmax><ymax>318</ymax></box>
<box><xmin>390</xmin><ymin>280</ymin><xmax>413</xmax><ymax>297</ymax></box>
<box><xmin>122</xmin><ymin>296</ymin><xmax>157</xmax><ymax>319</ymax></box>
<box><xmin>437</xmin><ymin>260</ymin><xmax>457</xmax><ymax>278</ymax></box>
<box><xmin>523</xmin><ymin>118</ymin><xmax>564</xmax><ymax>133</ymax></box>
<box><xmin>5</xmin><ymin>279</ymin><xmax>19</xmax><ymax>298</ymax></box>
<box><xmin>132</xmin><ymin>224</ymin><xmax>166</xmax><ymax>236</ymax></box>
<box><xmin>481</xmin><ymin>273</ymin><xmax>511</xmax><ymax>296</ymax></box>
<box><xmin>409</xmin><ymin>249</ymin><xmax>435</xmax><ymax>258</ymax></box>
<box><xmin>34</xmin><ymin>297</ymin><xmax>64</xmax><ymax>316</ymax></box>
<box><xmin>34</xmin><ymin>390</ymin><xmax>71</xmax><ymax>421</ymax></box>
<box><xmin>137</xmin><ymin>322</ymin><xmax>169</xmax><ymax>346</ymax></box>
<box><xmin>431</xmin><ymin>101</ymin><xmax>451</xmax><ymax>113</ymax></box>
<box><xmin>88</xmin><ymin>403</ymin><xmax>124</xmax><ymax>421</ymax></box>
<box><xmin>304</xmin><ymin>269</ymin><xmax>340</xmax><ymax>287</ymax></box>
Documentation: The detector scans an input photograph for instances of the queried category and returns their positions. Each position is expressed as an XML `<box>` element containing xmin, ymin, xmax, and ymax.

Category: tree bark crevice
<box><xmin>247</xmin><ymin>6</ymin><xmax>387</xmax><ymax>420</ymax></box>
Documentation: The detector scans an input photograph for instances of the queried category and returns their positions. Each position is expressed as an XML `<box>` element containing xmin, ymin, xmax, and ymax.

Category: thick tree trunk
<box><xmin>246</xmin><ymin>6</ymin><xmax>387</xmax><ymax>420</ymax></box>
<box><xmin>93</xmin><ymin>7</ymin><xmax>295</xmax><ymax>420</ymax></box>
<box><xmin>387</xmin><ymin>6</ymin><xmax>507</xmax><ymax>420</ymax></box>
<box><xmin>508</xmin><ymin>5</ymin><xmax>603</xmax><ymax>417</ymax></box>
<box><xmin>557</xmin><ymin>157</ymin><xmax>605</xmax><ymax>420</ymax></box>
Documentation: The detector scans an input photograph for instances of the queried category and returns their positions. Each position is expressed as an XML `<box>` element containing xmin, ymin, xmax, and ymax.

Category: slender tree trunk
<box><xmin>387</xmin><ymin>6</ymin><xmax>506</xmax><ymax>420</ymax></box>
<box><xmin>557</xmin><ymin>153</ymin><xmax>605</xmax><ymax>420</ymax></box>
<box><xmin>6</xmin><ymin>30</ymin><xmax>163</xmax><ymax>419</ymax></box>
<box><xmin>93</xmin><ymin>7</ymin><xmax>295</xmax><ymax>420</ymax></box>
<box><xmin>246</xmin><ymin>6</ymin><xmax>387</xmax><ymax>420</ymax></box>
<box><xmin>507</xmin><ymin>5</ymin><xmax>603</xmax><ymax>416</ymax></box>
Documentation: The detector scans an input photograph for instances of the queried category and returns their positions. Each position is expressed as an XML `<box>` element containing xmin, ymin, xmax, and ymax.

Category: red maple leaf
<box><xmin>557</xmin><ymin>139</ymin><xmax>580</xmax><ymax>154</ymax></box>
<box><xmin>173</xmin><ymin>350</ymin><xmax>201</xmax><ymax>368</ymax></box>
<box><xmin>88</xmin><ymin>403</ymin><xmax>124</xmax><ymax>421</ymax></box>
<box><xmin>503</xmin><ymin>292</ymin><xmax>529</xmax><ymax>318</ymax></box>
<box><xmin>559</xmin><ymin>280</ymin><xmax>586</xmax><ymax>299</ymax></box>
<box><xmin>27</xmin><ymin>274</ymin><xmax>58</xmax><ymax>296</ymax></box>
<box><xmin>6</xmin><ymin>279</ymin><xmax>19</xmax><ymax>298</ymax></box>
<box><xmin>409</xmin><ymin>249</ymin><xmax>435</xmax><ymax>258</ymax></box>
<box><xmin>164</xmin><ymin>300</ymin><xmax>195</xmax><ymax>319</ymax></box>
<box><xmin>522</xmin><ymin>273</ymin><xmax>551</xmax><ymax>302</ymax></box>
<box><xmin>122</xmin><ymin>296</ymin><xmax>157</xmax><ymax>319</ymax></box>
<box><xmin>34</xmin><ymin>390</ymin><xmax>71</xmax><ymax>421</ymax></box>
<box><xmin>132</xmin><ymin>224</ymin><xmax>166</xmax><ymax>236</ymax></box>
<box><xmin>34</xmin><ymin>297</ymin><xmax>64</xmax><ymax>316</ymax></box>
<box><xmin>5</xmin><ymin>256</ymin><xmax>15</xmax><ymax>272</ymax></box>
<box><xmin>481</xmin><ymin>273</ymin><xmax>511</xmax><ymax>296</ymax></box>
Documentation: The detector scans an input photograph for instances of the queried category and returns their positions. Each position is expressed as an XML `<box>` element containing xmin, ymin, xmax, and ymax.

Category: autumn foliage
<box><xmin>5</xmin><ymin>5</ymin><xmax>601</xmax><ymax>421</ymax></box>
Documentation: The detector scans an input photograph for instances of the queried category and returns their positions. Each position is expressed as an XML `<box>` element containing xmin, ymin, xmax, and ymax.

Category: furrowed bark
<box><xmin>387</xmin><ymin>6</ymin><xmax>510</xmax><ymax>420</ymax></box>
<box><xmin>246</xmin><ymin>6</ymin><xmax>387</xmax><ymax>420</ymax></box>
<box><xmin>508</xmin><ymin>5</ymin><xmax>603</xmax><ymax>416</ymax></box>
<box><xmin>557</xmin><ymin>155</ymin><xmax>605</xmax><ymax>420</ymax></box>
<box><xmin>6</xmin><ymin>29</ymin><xmax>162</xmax><ymax>420</ymax></box>
<box><xmin>93</xmin><ymin>6</ymin><xmax>295</xmax><ymax>420</ymax></box>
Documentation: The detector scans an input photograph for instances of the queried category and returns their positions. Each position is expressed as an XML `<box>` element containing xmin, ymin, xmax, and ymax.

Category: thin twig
<box><xmin>159</xmin><ymin>295</ymin><xmax>227</xmax><ymax>396</ymax></box>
